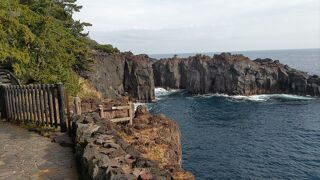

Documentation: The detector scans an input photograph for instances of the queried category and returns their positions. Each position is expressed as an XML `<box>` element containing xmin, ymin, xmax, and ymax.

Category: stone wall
<box><xmin>72</xmin><ymin>112</ymin><xmax>173</xmax><ymax>179</ymax></box>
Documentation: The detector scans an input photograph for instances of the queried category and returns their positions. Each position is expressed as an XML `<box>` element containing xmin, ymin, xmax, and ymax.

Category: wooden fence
<box><xmin>73</xmin><ymin>98</ymin><xmax>134</xmax><ymax>125</ymax></box>
<box><xmin>98</xmin><ymin>103</ymin><xmax>134</xmax><ymax>125</ymax></box>
<box><xmin>0</xmin><ymin>84</ymin><xmax>68</xmax><ymax>132</ymax></box>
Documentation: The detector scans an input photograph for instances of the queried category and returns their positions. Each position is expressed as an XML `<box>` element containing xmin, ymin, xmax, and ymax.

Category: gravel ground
<box><xmin>0</xmin><ymin>120</ymin><xmax>78</xmax><ymax>180</ymax></box>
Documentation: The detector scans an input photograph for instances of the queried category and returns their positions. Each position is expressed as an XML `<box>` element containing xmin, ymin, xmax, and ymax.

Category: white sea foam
<box><xmin>154</xmin><ymin>87</ymin><xmax>316</xmax><ymax>102</ymax></box>
<box><xmin>194</xmin><ymin>93</ymin><xmax>316</xmax><ymax>102</ymax></box>
<box><xmin>155</xmin><ymin>88</ymin><xmax>181</xmax><ymax>100</ymax></box>
<box><xmin>133</xmin><ymin>102</ymin><xmax>153</xmax><ymax>111</ymax></box>
<box><xmin>132</xmin><ymin>88</ymin><xmax>180</xmax><ymax>112</ymax></box>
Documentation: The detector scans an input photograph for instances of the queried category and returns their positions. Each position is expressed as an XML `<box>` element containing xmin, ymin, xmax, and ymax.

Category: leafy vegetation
<box><xmin>0</xmin><ymin>0</ymin><xmax>118</xmax><ymax>95</ymax></box>
<box><xmin>86</xmin><ymin>38</ymin><xmax>120</xmax><ymax>54</ymax></box>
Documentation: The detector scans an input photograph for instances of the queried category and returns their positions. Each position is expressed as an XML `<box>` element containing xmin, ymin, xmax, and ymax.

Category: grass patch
<box><xmin>78</xmin><ymin>77</ymin><xmax>102</xmax><ymax>99</ymax></box>
<box><xmin>21</xmin><ymin>123</ymin><xmax>59</xmax><ymax>137</ymax></box>
<box><xmin>118</xmin><ymin>127</ymin><xmax>170</xmax><ymax>168</ymax></box>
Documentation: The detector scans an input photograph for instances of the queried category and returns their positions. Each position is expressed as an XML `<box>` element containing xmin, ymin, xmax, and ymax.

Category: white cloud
<box><xmin>74</xmin><ymin>0</ymin><xmax>320</xmax><ymax>54</ymax></box>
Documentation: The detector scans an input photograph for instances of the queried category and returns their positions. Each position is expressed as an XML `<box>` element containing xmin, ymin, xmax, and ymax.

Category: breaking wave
<box><xmin>136</xmin><ymin>89</ymin><xmax>316</xmax><ymax>111</ymax></box>
<box><xmin>133</xmin><ymin>102</ymin><xmax>153</xmax><ymax>111</ymax></box>
<box><xmin>133</xmin><ymin>88</ymin><xmax>182</xmax><ymax>111</ymax></box>
<box><xmin>155</xmin><ymin>88</ymin><xmax>182</xmax><ymax>100</ymax></box>
<box><xmin>193</xmin><ymin>93</ymin><xmax>316</xmax><ymax>102</ymax></box>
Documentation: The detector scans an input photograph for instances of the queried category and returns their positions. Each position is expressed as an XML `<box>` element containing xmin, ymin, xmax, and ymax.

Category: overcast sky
<box><xmin>74</xmin><ymin>0</ymin><xmax>320</xmax><ymax>54</ymax></box>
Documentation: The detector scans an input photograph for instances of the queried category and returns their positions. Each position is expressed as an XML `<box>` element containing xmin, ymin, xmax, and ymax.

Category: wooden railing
<box><xmin>99</xmin><ymin>103</ymin><xmax>134</xmax><ymax>125</ymax></box>
<box><xmin>73</xmin><ymin>97</ymin><xmax>134</xmax><ymax>125</ymax></box>
<box><xmin>0</xmin><ymin>84</ymin><xmax>68</xmax><ymax>132</ymax></box>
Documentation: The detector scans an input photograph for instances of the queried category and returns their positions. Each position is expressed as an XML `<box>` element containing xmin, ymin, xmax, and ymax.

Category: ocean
<box><xmin>148</xmin><ymin>49</ymin><xmax>320</xmax><ymax>179</ymax></box>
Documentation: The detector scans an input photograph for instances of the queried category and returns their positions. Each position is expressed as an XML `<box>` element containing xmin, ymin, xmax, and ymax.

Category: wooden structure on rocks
<box><xmin>99</xmin><ymin>102</ymin><xmax>134</xmax><ymax>125</ymax></box>
<box><xmin>73</xmin><ymin>97</ymin><xmax>134</xmax><ymax>125</ymax></box>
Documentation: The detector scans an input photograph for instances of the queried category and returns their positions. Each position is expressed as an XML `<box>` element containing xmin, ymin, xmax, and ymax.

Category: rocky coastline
<box><xmin>72</xmin><ymin>103</ymin><xmax>194</xmax><ymax>179</ymax></box>
<box><xmin>80</xmin><ymin>51</ymin><xmax>320</xmax><ymax>179</ymax></box>
<box><xmin>153</xmin><ymin>53</ymin><xmax>320</xmax><ymax>96</ymax></box>
<box><xmin>86</xmin><ymin>52</ymin><xmax>320</xmax><ymax>102</ymax></box>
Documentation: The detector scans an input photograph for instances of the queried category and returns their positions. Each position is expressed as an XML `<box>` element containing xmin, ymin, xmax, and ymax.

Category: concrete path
<box><xmin>0</xmin><ymin>120</ymin><xmax>78</xmax><ymax>180</ymax></box>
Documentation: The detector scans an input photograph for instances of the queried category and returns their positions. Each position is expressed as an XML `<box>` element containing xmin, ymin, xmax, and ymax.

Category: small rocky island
<box><xmin>86</xmin><ymin>52</ymin><xmax>320</xmax><ymax>102</ymax></box>
<box><xmin>153</xmin><ymin>53</ymin><xmax>320</xmax><ymax>96</ymax></box>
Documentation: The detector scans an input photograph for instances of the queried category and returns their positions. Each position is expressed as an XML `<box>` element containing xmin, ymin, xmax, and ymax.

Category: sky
<box><xmin>74</xmin><ymin>0</ymin><xmax>320</xmax><ymax>54</ymax></box>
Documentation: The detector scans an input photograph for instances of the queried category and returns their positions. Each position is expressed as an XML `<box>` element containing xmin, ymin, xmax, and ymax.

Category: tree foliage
<box><xmin>0</xmin><ymin>0</ymin><xmax>118</xmax><ymax>95</ymax></box>
<box><xmin>85</xmin><ymin>38</ymin><xmax>120</xmax><ymax>54</ymax></box>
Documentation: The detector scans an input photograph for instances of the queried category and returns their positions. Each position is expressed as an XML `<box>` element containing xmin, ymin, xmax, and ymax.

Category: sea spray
<box><xmin>133</xmin><ymin>88</ymin><xmax>182</xmax><ymax>111</ymax></box>
<box><xmin>155</xmin><ymin>88</ymin><xmax>182</xmax><ymax>100</ymax></box>
<box><xmin>190</xmin><ymin>93</ymin><xmax>316</xmax><ymax>102</ymax></box>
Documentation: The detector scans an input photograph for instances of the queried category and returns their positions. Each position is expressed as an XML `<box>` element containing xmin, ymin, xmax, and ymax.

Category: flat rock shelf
<box><xmin>0</xmin><ymin>120</ymin><xmax>78</xmax><ymax>180</ymax></box>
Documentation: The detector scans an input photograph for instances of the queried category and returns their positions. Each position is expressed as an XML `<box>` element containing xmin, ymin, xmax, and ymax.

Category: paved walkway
<box><xmin>0</xmin><ymin>120</ymin><xmax>78</xmax><ymax>180</ymax></box>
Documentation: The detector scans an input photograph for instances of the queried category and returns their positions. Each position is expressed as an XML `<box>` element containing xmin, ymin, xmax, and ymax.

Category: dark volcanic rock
<box><xmin>124</xmin><ymin>53</ymin><xmax>155</xmax><ymax>102</ymax></box>
<box><xmin>88</xmin><ymin>52</ymin><xmax>125</xmax><ymax>98</ymax></box>
<box><xmin>152</xmin><ymin>53</ymin><xmax>320</xmax><ymax>96</ymax></box>
<box><xmin>87</xmin><ymin>52</ymin><xmax>155</xmax><ymax>102</ymax></box>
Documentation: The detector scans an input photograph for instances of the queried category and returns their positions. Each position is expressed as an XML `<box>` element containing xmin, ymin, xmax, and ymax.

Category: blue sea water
<box><xmin>149</xmin><ymin>49</ymin><xmax>320</xmax><ymax>179</ymax></box>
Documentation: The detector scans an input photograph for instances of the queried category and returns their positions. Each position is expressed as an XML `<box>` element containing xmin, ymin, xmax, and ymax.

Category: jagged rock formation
<box><xmin>87</xmin><ymin>52</ymin><xmax>320</xmax><ymax>101</ymax></box>
<box><xmin>124</xmin><ymin>54</ymin><xmax>155</xmax><ymax>102</ymax></box>
<box><xmin>86</xmin><ymin>52</ymin><xmax>155</xmax><ymax>102</ymax></box>
<box><xmin>152</xmin><ymin>53</ymin><xmax>320</xmax><ymax>96</ymax></box>
<box><xmin>72</xmin><ymin>110</ymin><xmax>194</xmax><ymax>179</ymax></box>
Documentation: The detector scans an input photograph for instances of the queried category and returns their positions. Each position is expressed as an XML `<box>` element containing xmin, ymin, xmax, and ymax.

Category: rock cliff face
<box><xmin>86</xmin><ymin>52</ymin><xmax>155</xmax><ymax>102</ymax></box>
<box><xmin>153</xmin><ymin>53</ymin><xmax>320</xmax><ymax>96</ymax></box>
<box><xmin>124</xmin><ymin>54</ymin><xmax>155</xmax><ymax>102</ymax></box>
<box><xmin>87</xmin><ymin>52</ymin><xmax>320</xmax><ymax>100</ymax></box>
<box><xmin>87</xmin><ymin>52</ymin><xmax>125</xmax><ymax>99</ymax></box>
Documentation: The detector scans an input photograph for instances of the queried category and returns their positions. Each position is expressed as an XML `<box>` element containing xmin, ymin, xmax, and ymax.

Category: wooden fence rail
<box><xmin>73</xmin><ymin>99</ymin><xmax>134</xmax><ymax>125</ymax></box>
<box><xmin>0</xmin><ymin>84</ymin><xmax>67</xmax><ymax>132</ymax></box>
<box><xmin>98</xmin><ymin>102</ymin><xmax>134</xmax><ymax>125</ymax></box>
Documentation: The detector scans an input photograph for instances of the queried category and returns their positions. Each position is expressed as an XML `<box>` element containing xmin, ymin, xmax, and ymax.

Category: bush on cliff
<box><xmin>86</xmin><ymin>38</ymin><xmax>120</xmax><ymax>54</ymax></box>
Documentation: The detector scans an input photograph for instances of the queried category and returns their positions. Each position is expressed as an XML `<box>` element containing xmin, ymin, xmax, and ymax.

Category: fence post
<box><xmin>30</xmin><ymin>85</ymin><xmax>37</xmax><ymax>123</ymax></box>
<box><xmin>26</xmin><ymin>85</ymin><xmax>31</xmax><ymax>123</ymax></box>
<box><xmin>11</xmin><ymin>86</ymin><xmax>17</xmax><ymax>121</ymax></box>
<box><xmin>56</xmin><ymin>83</ymin><xmax>67</xmax><ymax>132</ymax></box>
<box><xmin>98</xmin><ymin>105</ymin><xmax>104</xmax><ymax>118</ymax></box>
<box><xmin>35</xmin><ymin>85</ymin><xmax>41</xmax><ymax>125</ymax></box>
<box><xmin>129</xmin><ymin>102</ymin><xmax>133</xmax><ymax>125</ymax></box>
<box><xmin>3</xmin><ymin>85</ymin><xmax>10</xmax><ymax>120</ymax></box>
<box><xmin>21</xmin><ymin>85</ymin><xmax>27</xmax><ymax>123</ymax></box>
<box><xmin>46</xmin><ymin>84</ymin><xmax>53</xmax><ymax>127</ymax></box>
<box><xmin>65</xmin><ymin>92</ymin><xmax>71</xmax><ymax>133</ymax></box>
<box><xmin>41</xmin><ymin>84</ymin><xmax>48</xmax><ymax>126</ymax></box>
<box><xmin>74</xmin><ymin>97</ymin><xmax>81</xmax><ymax>115</ymax></box>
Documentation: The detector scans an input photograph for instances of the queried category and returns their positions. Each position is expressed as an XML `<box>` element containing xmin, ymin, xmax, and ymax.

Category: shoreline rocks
<box><xmin>86</xmin><ymin>52</ymin><xmax>320</xmax><ymax>102</ymax></box>
<box><xmin>71</xmin><ymin>104</ymin><xmax>194</xmax><ymax>179</ymax></box>
<box><xmin>72</xmin><ymin>112</ymin><xmax>174</xmax><ymax>179</ymax></box>
<box><xmin>152</xmin><ymin>53</ymin><xmax>320</xmax><ymax>96</ymax></box>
